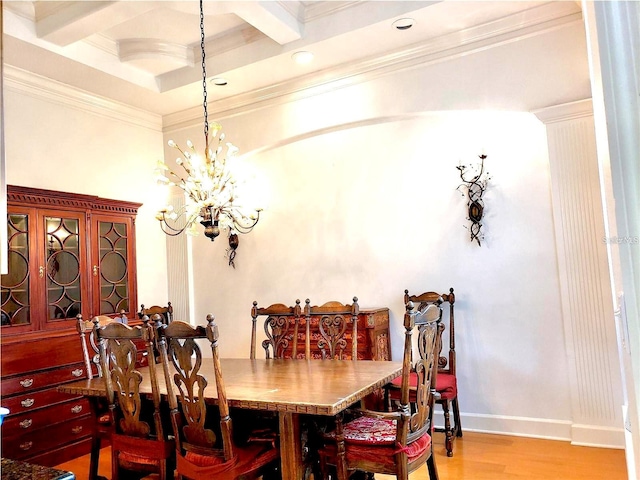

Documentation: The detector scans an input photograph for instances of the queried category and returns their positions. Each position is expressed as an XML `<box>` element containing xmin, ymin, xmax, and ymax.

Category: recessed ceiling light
<box><xmin>292</xmin><ymin>51</ymin><xmax>314</xmax><ymax>65</ymax></box>
<box><xmin>393</xmin><ymin>18</ymin><xmax>414</xmax><ymax>30</ymax></box>
<box><xmin>211</xmin><ymin>77</ymin><xmax>227</xmax><ymax>86</ymax></box>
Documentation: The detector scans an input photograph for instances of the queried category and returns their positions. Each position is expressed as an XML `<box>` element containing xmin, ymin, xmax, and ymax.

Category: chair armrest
<box><xmin>348</xmin><ymin>408</ymin><xmax>401</xmax><ymax>421</ymax></box>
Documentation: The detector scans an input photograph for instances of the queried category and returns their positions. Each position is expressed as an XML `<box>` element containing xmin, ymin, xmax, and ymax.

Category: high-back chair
<box><xmin>308</xmin><ymin>297</ymin><xmax>360</xmax><ymax>360</ymax></box>
<box><xmin>404</xmin><ymin>288</ymin><xmax>460</xmax><ymax>457</ymax></box>
<box><xmin>77</xmin><ymin>314</ymin><xmax>115</xmax><ymax>480</ymax></box>
<box><xmin>139</xmin><ymin>302</ymin><xmax>173</xmax><ymax>324</ymax></box>
<box><xmin>250</xmin><ymin>299</ymin><xmax>308</xmax><ymax>359</ymax></box>
<box><xmin>318</xmin><ymin>301</ymin><xmax>441</xmax><ymax>480</ymax></box>
<box><xmin>93</xmin><ymin>318</ymin><xmax>175</xmax><ymax>480</ymax></box>
<box><xmin>156</xmin><ymin>317</ymin><xmax>280</xmax><ymax>480</ymax></box>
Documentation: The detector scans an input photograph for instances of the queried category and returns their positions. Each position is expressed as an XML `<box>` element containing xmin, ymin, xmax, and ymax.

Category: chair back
<box><xmin>404</xmin><ymin>288</ymin><xmax>455</xmax><ymax>376</ymax></box>
<box><xmin>250</xmin><ymin>299</ymin><xmax>307</xmax><ymax>359</ymax></box>
<box><xmin>309</xmin><ymin>297</ymin><xmax>359</xmax><ymax>360</ymax></box>
<box><xmin>77</xmin><ymin>314</ymin><xmax>116</xmax><ymax>379</ymax></box>
<box><xmin>93</xmin><ymin>318</ymin><xmax>165</xmax><ymax>440</ymax></box>
<box><xmin>140</xmin><ymin>302</ymin><xmax>173</xmax><ymax>324</ymax></box>
<box><xmin>156</xmin><ymin>318</ymin><xmax>235</xmax><ymax>462</ymax></box>
<box><xmin>398</xmin><ymin>301</ymin><xmax>442</xmax><ymax>445</ymax></box>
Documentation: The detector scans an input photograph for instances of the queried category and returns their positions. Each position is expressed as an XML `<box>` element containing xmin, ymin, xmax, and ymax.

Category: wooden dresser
<box><xmin>1</xmin><ymin>186</ymin><xmax>140</xmax><ymax>466</ymax></box>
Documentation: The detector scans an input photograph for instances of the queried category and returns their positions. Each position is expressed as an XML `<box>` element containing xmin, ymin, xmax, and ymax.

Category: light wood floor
<box><xmin>55</xmin><ymin>432</ymin><xmax>628</xmax><ymax>480</ymax></box>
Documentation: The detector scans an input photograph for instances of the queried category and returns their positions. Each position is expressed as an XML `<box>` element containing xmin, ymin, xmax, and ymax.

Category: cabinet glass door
<box><xmin>97</xmin><ymin>220</ymin><xmax>130</xmax><ymax>315</ymax></box>
<box><xmin>45</xmin><ymin>216</ymin><xmax>82</xmax><ymax>320</ymax></box>
<box><xmin>1</xmin><ymin>213</ymin><xmax>32</xmax><ymax>327</ymax></box>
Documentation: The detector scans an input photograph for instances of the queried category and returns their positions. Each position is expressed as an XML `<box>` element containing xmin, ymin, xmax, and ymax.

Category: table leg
<box><xmin>279</xmin><ymin>412</ymin><xmax>303</xmax><ymax>480</ymax></box>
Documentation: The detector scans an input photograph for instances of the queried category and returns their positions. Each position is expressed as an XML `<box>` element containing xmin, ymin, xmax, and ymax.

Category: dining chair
<box><xmin>93</xmin><ymin>317</ymin><xmax>175</xmax><ymax>480</ymax></box>
<box><xmin>250</xmin><ymin>299</ymin><xmax>308</xmax><ymax>359</ymax></box>
<box><xmin>308</xmin><ymin>297</ymin><xmax>360</xmax><ymax>360</ymax></box>
<box><xmin>139</xmin><ymin>302</ymin><xmax>173</xmax><ymax>324</ymax></box>
<box><xmin>317</xmin><ymin>301</ymin><xmax>441</xmax><ymax>480</ymax></box>
<box><xmin>387</xmin><ymin>288</ymin><xmax>461</xmax><ymax>456</ymax></box>
<box><xmin>77</xmin><ymin>314</ymin><xmax>115</xmax><ymax>480</ymax></box>
<box><xmin>156</xmin><ymin>317</ymin><xmax>280</xmax><ymax>480</ymax></box>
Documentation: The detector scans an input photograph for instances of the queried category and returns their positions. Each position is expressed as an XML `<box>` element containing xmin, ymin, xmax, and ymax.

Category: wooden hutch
<box><xmin>0</xmin><ymin>186</ymin><xmax>140</xmax><ymax>466</ymax></box>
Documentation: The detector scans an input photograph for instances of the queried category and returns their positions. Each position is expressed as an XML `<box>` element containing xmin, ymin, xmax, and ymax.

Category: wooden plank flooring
<box><xmin>54</xmin><ymin>432</ymin><xmax>628</xmax><ymax>480</ymax></box>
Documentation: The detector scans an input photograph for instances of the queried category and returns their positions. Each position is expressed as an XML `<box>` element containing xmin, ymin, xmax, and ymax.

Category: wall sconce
<box><xmin>457</xmin><ymin>154</ymin><xmax>490</xmax><ymax>246</ymax></box>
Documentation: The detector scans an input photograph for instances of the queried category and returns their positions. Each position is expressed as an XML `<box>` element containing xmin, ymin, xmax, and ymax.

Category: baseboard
<box><xmin>433</xmin><ymin>411</ymin><xmax>625</xmax><ymax>449</ymax></box>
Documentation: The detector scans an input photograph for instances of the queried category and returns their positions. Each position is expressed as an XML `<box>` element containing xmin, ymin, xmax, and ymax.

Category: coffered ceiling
<box><xmin>2</xmin><ymin>1</ymin><xmax>583</xmax><ymax>116</ymax></box>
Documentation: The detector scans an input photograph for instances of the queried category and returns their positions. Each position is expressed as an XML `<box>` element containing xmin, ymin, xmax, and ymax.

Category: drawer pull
<box><xmin>21</xmin><ymin>398</ymin><xmax>35</xmax><ymax>408</ymax></box>
<box><xmin>72</xmin><ymin>426</ymin><xmax>83</xmax><ymax>434</ymax></box>
<box><xmin>71</xmin><ymin>368</ymin><xmax>84</xmax><ymax>377</ymax></box>
<box><xmin>71</xmin><ymin>405</ymin><xmax>83</xmax><ymax>414</ymax></box>
<box><xmin>20</xmin><ymin>378</ymin><xmax>34</xmax><ymax>388</ymax></box>
<box><xmin>19</xmin><ymin>419</ymin><xmax>33</xmax><ymax>429</ymax></box>
<box><xmin>20</xmin><ymin>441</ymin><xmax>33</xmax><ymax>451</ymax></box>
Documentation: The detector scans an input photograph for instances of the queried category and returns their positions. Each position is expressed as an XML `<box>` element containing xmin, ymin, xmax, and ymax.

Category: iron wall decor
<box><xmin>457</xmin><ymin>154</ymin><xmax>490</xmax><ymax>246</ymax></box>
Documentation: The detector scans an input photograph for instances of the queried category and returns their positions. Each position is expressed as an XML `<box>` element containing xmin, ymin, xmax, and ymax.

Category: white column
<box><xmin>534</xmin><ymin>99</ymin><xmax>624</xmax><ymax>447</ymax></box>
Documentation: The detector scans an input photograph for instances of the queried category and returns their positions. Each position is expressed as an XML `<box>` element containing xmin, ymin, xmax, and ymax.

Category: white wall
<box><xmin>3</xmin><ymin>70</ymin><xmax>170</xmax><ymax>308</ymax></box>
<box><xmin>163</xmin><ymin>22</ymin><xmax>604</xmax><ymax>441</ymax></box>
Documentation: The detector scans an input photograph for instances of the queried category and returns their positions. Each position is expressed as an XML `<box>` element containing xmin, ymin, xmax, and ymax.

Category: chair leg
<box><xmin>441</xmin><ymin>400</ymin><xmax>453</xmax><ymax>457</ymax></box>
<box><xmin>88</xmin><ymin>435</ymin><xmax>101</xmax><ymax>480</ymax></box>
<box><xmin>452</xmin><ymin>397</ymin><xmax>463</xmax><ymax>437</ymax></box>
<box><xmin>427</xmin><ymin>454</ymin><xmax>439</xmax><ymax>480</ymax></box>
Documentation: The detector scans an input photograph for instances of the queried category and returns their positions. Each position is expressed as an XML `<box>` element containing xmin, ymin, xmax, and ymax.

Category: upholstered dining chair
<box><xmin>77</xmin><ymin>314</ymin><xmax>115</xmax><ymax>480</ymax></box>
<box><xmin>250</xmin><ymin>299</ymin><xmax>308</xmax><ymax>359</ymax></box>
<box><xmin>93</xmin><ymin>317</ymin><xmax>175</xmax><ymax>480</ymax></box>
<box><xmin>317</xmin><ymin>301</ymin><xmax>441</xmax><ymax>480</ymax></box>
<box><xmin>156</xmin><ymin>317</ymin><xmax>280</xmax><ymax>480</ymax></box>
<box><xmin>386</xmin><ymin>288</ymin><xmax>460</xmax><ymax>457</ymax></box>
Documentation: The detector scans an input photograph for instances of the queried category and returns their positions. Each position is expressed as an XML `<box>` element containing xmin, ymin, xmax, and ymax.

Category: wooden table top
<box><xmin>58</xmin><ymin>358</ymin><xmax>402</xmax><ymax>416</ymax></box>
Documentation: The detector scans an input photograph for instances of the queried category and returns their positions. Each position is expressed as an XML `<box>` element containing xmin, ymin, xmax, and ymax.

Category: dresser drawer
<box><xmin>28</xmin><ymin>436</ymin><xmax>93</xmax><ymax>468</ymax></box>
<box><xmin>1</xmin><ymin>363</ymin><xmax>86</xmax><ymax>397</ymax></box>
<box><xmin>2</xmin><ymin>398</ymin><xmax>91</xmax><ymax>438</ymax></box>
<box><xmin>2</xmin><ymin>386</ymin><xmax>82</xmax><ymax>415</ymax></box>
<box><xmin>2</xmin><ymin>415</ymin><xmax>93</xmax><ymax>460</ymax></box>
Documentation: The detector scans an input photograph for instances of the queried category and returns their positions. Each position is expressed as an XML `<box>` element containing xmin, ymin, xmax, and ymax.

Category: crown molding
<box><xmin>164</xmin><ymin>2</ymin><xmax>583</xmax><ymax>133</ymax></box>
<box><xmin>4</xmin><ymin>65</ymin><xmax>162</xmax><ymax>132</ymax></box>
<box><xmin>533</xmin><ymin>99</ymin><xmax>594</xmax><ymax>124</ymax></box>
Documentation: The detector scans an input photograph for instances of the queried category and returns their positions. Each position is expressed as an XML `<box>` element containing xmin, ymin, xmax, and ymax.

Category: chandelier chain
<box><xmin>200</xmin><ymin>0</ymin><xmax>208</xmax><ymax>153</ymax></box>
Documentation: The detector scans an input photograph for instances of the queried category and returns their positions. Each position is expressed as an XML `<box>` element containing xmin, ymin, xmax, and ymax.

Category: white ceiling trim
<box><xmin>118</xmin><ymin>38</ymin><xmax>195</xmax><ymax>68</ymax></box>
<box><xmin>164</xmin><ymin>2</ymin><xmax>583</xmax><ymax>133</ymax></box>
<box><xmin>4</xmin><ymin>65</ymin><xmax>162</xmax><ymax>132</ymax></box>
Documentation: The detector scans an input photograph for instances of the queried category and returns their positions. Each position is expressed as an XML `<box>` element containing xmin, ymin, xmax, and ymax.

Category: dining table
<box><xmin>57</xmin><ymin>358</ymin><xmax>403</xmax><ymax>480</ymax></box>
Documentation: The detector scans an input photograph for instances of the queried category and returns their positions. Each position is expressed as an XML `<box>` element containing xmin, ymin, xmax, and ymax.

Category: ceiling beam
<box><xmin>35</xmin><ymin>1</ymin><xmax>156</xmax><ymax>46</ymax></box>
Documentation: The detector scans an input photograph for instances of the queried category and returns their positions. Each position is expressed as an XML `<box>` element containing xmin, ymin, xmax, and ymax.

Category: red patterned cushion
<box><xmin>321</xmin><ymin>431</ymin><xmax>432</xmax><ymax>469</ymax></box>
<box><xmin>436</xmin><ymin>373</ymin><xmax>457</xmax><ymax>399</ymax></box>
<box><xmin>342</xmin><ymin>417</ymin><xmax>397</xmax><ymax>445</ymax></box>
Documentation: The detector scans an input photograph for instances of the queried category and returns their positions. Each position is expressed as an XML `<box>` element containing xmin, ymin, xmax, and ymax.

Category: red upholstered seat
<box><xmin>184</xmin><ymin>451</ymin><xmax>228</xmax><ymax>467</ymax></box>
<box><xmin>322</xmin><ymin>417</ymin><xmax>432</xmax><ymax>468</ymax></box>
<box><xmin>435</xmin><ymin>373</ymin><xmax>457</xmax><ymax>399</ymax></box>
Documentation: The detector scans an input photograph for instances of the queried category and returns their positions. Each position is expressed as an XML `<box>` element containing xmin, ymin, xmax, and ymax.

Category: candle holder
<box><xmin>457</xmin><ymin>154</ymin><xmax>490</xmax><ymax>246</ymax></box>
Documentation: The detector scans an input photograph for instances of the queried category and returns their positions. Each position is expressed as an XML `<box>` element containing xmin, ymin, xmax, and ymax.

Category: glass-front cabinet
<box><xmin>0</xmin><ymin>186</ymin><xmax>140</xmax><ymax>334</ymax></box>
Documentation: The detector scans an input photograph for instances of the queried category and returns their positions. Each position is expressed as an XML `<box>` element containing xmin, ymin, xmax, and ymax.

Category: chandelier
<box><xmin>154</xmin><ymin>0</ymin><xmax>261</xmax><ymax>266</ymax></box>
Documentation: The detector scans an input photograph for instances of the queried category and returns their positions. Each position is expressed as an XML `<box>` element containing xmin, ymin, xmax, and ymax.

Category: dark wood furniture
<box><xmin>58</xmin><ymin>358</ymin><xmax>403</xmax><ymax>480</ymax></box>
<box><xmin>318</xmin><ymin>302</ymin><xmax>441</xmax><ymax>480</ymax></box>
<box><xmin>406</xmin><ymin>288</ymin><xmax>460</xmax><ymax>457</ymax></box>
<box><xmin>0</xmin><ymin>186</ymin><xmax>140</xmax><ymax>466</ymax></box>
<box><xmin>251</xmin><ymin>299</ymin><xmax>305</xmax><ymax>359</ymax></box>
<box><xmin>139</xmin><ymin>302</ymin><xmax>173</xmax><ymax>324</ymax></box>
<box><xmin>94</xmin><ymin>318</ymin><xmax>175</xmax><ymax>480</ymax></box>
<box><xmin>156</xmin><ymin>318</ymin><xmax>280</xmax><ymax>480</ymax></box>
<box><xmin>251</xmin><ymin>300</ymin><xmax>390</xmax><ymax>361</ymax></box>
<box><xmin>310</xmin><ymin>298</ymin><xmax>360</xmax><ymax>360</ymax></box>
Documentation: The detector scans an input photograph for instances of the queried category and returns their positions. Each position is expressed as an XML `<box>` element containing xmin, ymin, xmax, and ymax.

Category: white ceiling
<box><xmin>2</xmin><ymin>1</ymin><xmax>582</xmax><ymax>117</ymax></box>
